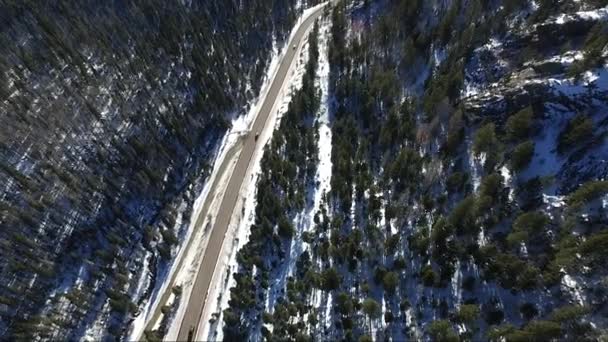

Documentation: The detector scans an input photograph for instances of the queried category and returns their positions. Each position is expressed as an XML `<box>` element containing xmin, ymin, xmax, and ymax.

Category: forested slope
<box><xmin>224</xmin><ymin>0</ymin><xmax>608</xmax><ymax>340</ymax></box>
<box><xmin>0</xmin><ymin>0</ymin><xmax>317</xmax><ymax>340</ymax></box>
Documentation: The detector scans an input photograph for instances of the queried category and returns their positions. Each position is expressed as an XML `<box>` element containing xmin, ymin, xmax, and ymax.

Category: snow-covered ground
<box><xmin>264</xmin><ymin>35</ymin><xmax>313</xmax><ymax>310</ymax></box>
<box><xmin>550</xmin><ymin>7</ymin><xmax>608</xmax><ymax>25</ymax></box>
<box><xmin>305</xmin><ymin>17</ymin><xmax>335</xmax><ymax>335</ymax></box>
<box><xmin>526</xmin><ymin>50</ymin><xmax>585</xmax><ymax>67</ymax></box>
<box><xmin>311</xmin><ymin>21</ymin><xmax>334</xmax><ymax>246</ymax></box>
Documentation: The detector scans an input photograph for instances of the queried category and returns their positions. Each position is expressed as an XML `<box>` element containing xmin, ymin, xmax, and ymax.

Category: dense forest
<box><xmin>223</xmin><ymin>0</ymin><xmax>608</xmax><ymax>340</ymax></box>
<box><xmin>2</xmin><ymin>0</ymin><xmax>608</xmax><ymax>340</ymax></box>
<box><xmin>0</xmin><ymin>0</ymin><xmax>318</xmax><ymax>340</ymax></box>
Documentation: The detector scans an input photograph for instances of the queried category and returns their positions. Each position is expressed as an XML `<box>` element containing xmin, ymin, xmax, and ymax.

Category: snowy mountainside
<box><xmin>222</xmin><ymin>0</ymin><xmax>608</xmax><ymax>341</ymax></box>
<box><xmin>0</xmin><ymin>0</ymin><xmax>320</xmax><ymax>340</ymax></box>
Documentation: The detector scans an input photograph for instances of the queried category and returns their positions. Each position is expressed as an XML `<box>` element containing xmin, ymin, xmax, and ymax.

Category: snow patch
<box><xmin>500</xmin><ymin>165</ymin><xmax>514</xmax><ymax>201</ymax></box>
<box><xmin>551</xmin><ymin>8</ymin><xmax>608</xmax><ymax>25</ymax></box>
<box><xmin>561</xmin><ymin>273</ymin><xmax>586</xmax><ymax>306</ymax></box>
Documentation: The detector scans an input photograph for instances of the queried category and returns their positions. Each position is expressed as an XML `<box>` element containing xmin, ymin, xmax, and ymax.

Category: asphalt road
<box><xmin>139</xmin><ymin>136</ymin><xmax>244</xmax><ymax>340</ymax></box>
<box><xmin>175</xmin><ymin>5</ymin><xmax>327</xmax><ymax>341</ymax></box>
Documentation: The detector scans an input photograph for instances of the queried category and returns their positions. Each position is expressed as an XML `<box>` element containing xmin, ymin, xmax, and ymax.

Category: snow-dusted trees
<box><xmin>0</xmin><ymin>0</ymin><xmax>311</xmax><ymax>339</ymax></box>
<box><xmin>234</xmin><ymin>0</ymin><xmax>607</xmax><ymax>339</ymax></box>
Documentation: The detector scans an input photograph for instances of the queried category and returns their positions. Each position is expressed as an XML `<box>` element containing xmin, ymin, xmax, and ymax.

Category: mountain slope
<box><xmin>0</xmin><ymin>0</ymin><xmax>319</xmax><ymax>340</ymax></box>
<box><xmin>222</xmin><ymin>0</ymin><xmax>608</xmax><ymax>341</ymax></box>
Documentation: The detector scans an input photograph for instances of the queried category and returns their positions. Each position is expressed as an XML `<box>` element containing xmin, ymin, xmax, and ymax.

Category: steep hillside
<box><xmin>0</xmin><ymin>0</ymin><xmax>319</xmax><ymax>340</ymax></box>
<box><xmin>223</xmin><ymin>0</ymin><xmax>608</xmax><ymax>341</ymax></box>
